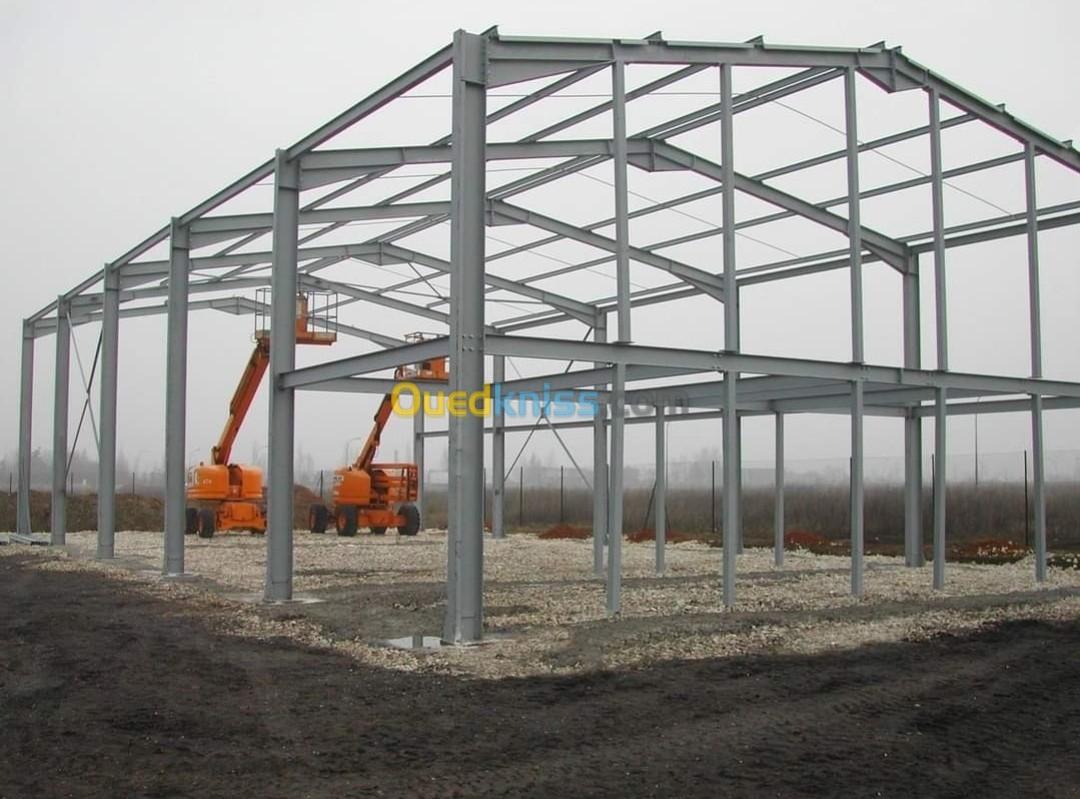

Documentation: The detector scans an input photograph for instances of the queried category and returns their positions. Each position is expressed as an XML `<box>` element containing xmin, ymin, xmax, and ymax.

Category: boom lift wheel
<box><xmin>197</xmin><ymin>509</ymin><xmax>216</xmax><ymax>539</ymax></box>
<box><xmin>185</xmin><ymin>507</ymin><xmax>198</xmax><ymax>536</ymax></box>
<box><xmin>337</xmin><ymin>505</ymin><xmax>358</xmax><ymax>537</ymax></box>
<box><xmin>397</xmin><ymin>503</ymin><xmax>420</xmax><ymax>536</ymax></box>
<box><xmin>309</xmin><ymin>504</ymin><xmax>329</xmax><ymax>534</ymax></box>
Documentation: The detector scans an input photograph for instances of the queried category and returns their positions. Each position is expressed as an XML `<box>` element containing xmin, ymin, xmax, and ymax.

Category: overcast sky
<box><xmin>2</xmin><ymin>0</ymin><xmax>1078</xmax><ymax>485</ymax></box>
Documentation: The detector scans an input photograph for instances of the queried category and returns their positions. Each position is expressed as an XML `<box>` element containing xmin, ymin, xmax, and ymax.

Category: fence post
<box><xmin>318</xmin><ymin>470</ymin><xmax>324</xmax><ymax>501</ymax></box>
<box><xmin>132</xmin><ymin>471</ymin><xmax>136</xmax><ymax>496</ymax></box>
<box><xmin>519</xmin><ymin>466</ymin><xmax>523</xmax><ymax>527</ymax></box>
<box><xmin>559</xmin><ymin>466</ymin><xmax>564</xmax><ymax>523</ymax></box>
<box><xmin>711</xmin><ymin>460</ymin><xmax>717</xmax><ymax>534</ymax></box>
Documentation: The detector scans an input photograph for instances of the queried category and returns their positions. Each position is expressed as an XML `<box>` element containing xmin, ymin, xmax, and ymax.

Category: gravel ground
<box><xmin>20</xmin><ymin>528</ymin><xmax>1080</xmax><ymax>680</ymax></box>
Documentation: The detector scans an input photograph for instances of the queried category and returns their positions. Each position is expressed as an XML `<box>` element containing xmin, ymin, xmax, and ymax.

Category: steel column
<box><xmin>16</xmin><ymin>322</ymin><xmax>33</xmax><ymax>536</ymax></box>
<box><xmin>265</xmin><ymin>150</ymin><xmax>300</xmax><ymax>602</ymax></box>
<box><xmin>491</xmin><ymin>355</ymin><xmax>506</xmax><ymax>539</ymax></box>
<box><xmin>929</xmin><ymin>88</ymin><xmax>948</xmax><ymax>590</ymax></box>
<box><xmin>592</xmin><ymin>316</ymin><xmax>608</xmax><ymax>574</ymax></box>
<box><xmin>163</xmin><ymin>219</ymin><xmax>189</xmax><ymax>575</ymax></box>
<box><xmin>654</xmin><ymin>404</ymin><xmax>666</xmax><ymax>575</ymax></box>
<box><xmin>413</xmin><ymin>406</ymin><xmax>425</xmax><ymax>527</ymax></box>
<box><xmin>50</xmin><ymin>300</ymin><xmax>70</xmax><ymax>545</ymax></box>
<box><xmin>902</xmin><ymin>258</ymin><xmax>924</xmax><ymax>567</ymax></box>
<box><xmin>606</xmin><ymin>362</ymin><xmax>626</xmax><ymax>615</ymax></box>
<box><xmin>97</xmin><ymin>266</ymin><xmax>120</xmax><ymax>559</ymax></box>
<box><xmin>721</xmin><ymin>62</ymin><xmax>740</xmax><ymax>605</ymax></box>
<box><xmin>722</xmin><ymin>372</ymin><xmax>738</xmax><ymax>607</ymax></box>
<box><xmin>774</xmin><ymin>412</ymin><xmax>784</xmax><ymax>567</ymax></box>
<box><xmin>851</xmin><ymin>380</ymin><xmax>865</xmax><ymax>596</ymax></box>
<box><xmin>443</xmin><ymin>30</ymin><xmax>487</xmax><ymax>644</ymax></box>
<box><xmin>611</xmin><ymin>59</ymin><xmax>631</xmax><ymax>342</ymax></box>
<box><xmin>1025</xmin><ymin>143</ymin><xmax>1047</xmax><ymax>581</ymax></box>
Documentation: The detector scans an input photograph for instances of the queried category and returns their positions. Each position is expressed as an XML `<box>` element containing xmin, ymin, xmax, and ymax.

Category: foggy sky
<box><xmin>2</xmin><ymin>0</ymin><xmax>1078</xmax><ymax>482</ymax></box>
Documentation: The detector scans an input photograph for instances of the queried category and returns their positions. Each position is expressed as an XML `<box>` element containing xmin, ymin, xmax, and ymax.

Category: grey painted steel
<box><xmin>846</xmin><ymin>69</ymin><xmax>865</xmax><ymax>597</ymax></box>
<box><xmin>413</xmin><ymin>409</ymin><xmax>425</xmax><ymax>527</ymax></box>
<box><xmin>97</xmin><ymin>266</ymin><xmax>120</xmax><ymax>559</ymax></box>
<box><xmin>1032</xmin><ymin>394</ymin><xmax>1047</xmax><ymax>581</ymax></box>
<box><xmin>850</xmin><ymin>380</ymin><xmax>865</xmax><ymax>596</ymax></box>
<box><xmin>929</xmin><ymin>87</ymin><xmax>948</xmax><ymax>590</ymax></box>
<box><xmin>606</xmin><ymin>362</ymin><xmax>626</xmax><ymax>615</ymax></box>
<box><xmin>902</xmin><ymin>259</ymin><xmax>924</xmax><ymax>567</ymax></box>
<box><xmin>933</xmin><ymin>387</ymin><xmax>947</xmax><ymax>589</ymax></box>
<box><xmin>1025</xmin><ymin>143</ymin><xmax>1047</xmax><ymax>582</ymax></box>
<box><xmin>491</xmin><ymin>355</ymin><xmax>506</xmax><ymax>539</ymax></box>
<box><xmin>654</xmin><ymin>405</ymin><xmax>666</xmax><ymax>575</ymax></box>
<box><xmin>443</xmin><ymin>31</ymin><xmax>487</xmax><ymax>644</ymax></box>
<box><xmin>265</xmin><ymin>151</ymin><xmax>300</xmax><ymax>602</ymax></box>
<box><xmin>774</xmin><ymin>412</ymin><xmax>784</xmax><ymax>567</ymax></box>
<box><xmin>16</xmin><ymin>324</ymin><xmax>33</xmax><ymax>535</ymax></box>
<box><xmin>50</xmin><ymin>301</ymin><xmax>70</xmax><ymax>545</ymax></box>
<box><xmin>592</xmin><ymin>317</ymin><xmax>608</xmax><ymax>575</ymax></box>
<box><xmin>722</xmin><ymin>372</ymin><xmax>738</xmax><ymax>607</ymax></box>
<box><xmin>720</xmin><ymin>63</ymin><xmax>741</xmax><ymax>603</ymax></box>
<box><xmin>163</xmin><ymin>220</ymin><xmax>189</xmax><ymax>575</ymax></box>
<box><xmin>611</xmin><ymin>61</ymin><xmax>632</xmax><ymax>341</ymax></box>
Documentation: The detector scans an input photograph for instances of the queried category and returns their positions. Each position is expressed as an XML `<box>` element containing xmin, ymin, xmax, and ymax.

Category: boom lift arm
<box><xmin>211</xmin><ymin>336</ymin><xmax>270</xmax><ymax>466</ymax></box>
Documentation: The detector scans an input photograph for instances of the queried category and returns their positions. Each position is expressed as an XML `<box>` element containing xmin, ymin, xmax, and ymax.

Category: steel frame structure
<box><xmin>16</xmin><ymin>29</ymin><xmax>1080</xmax><ymax>642</ymax></box>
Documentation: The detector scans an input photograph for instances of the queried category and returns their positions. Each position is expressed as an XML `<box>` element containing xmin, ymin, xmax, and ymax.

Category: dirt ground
<box><xmin>3</xmin><ymin>533</ymin><xmax>1080</xmax><ymax>797</ymax></box>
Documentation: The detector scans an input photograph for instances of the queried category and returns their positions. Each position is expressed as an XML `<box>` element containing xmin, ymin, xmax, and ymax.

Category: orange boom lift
<box><xmin>185</xmin><ymin>294</ymin><xmax>336</xmax><ymax>538</ymax></box>
<box><xmin>309</xmin><ymin>335</ymin><xmax>447</xmax><ymax>537</ymax></box>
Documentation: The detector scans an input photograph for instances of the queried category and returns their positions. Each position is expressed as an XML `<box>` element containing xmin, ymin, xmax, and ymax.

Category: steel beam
<box><xmin>443</xmin><ymin>30</ymin><xmax>487</xmax><ymax>645</ymax></box>
<box><xmin>97</xmin><ymin>266</ymin><xmax>120</xmax><ymax>559</ymax></box>
<box><xmin>722</xmin><ymin>371</ymin><xmax>738</xmax><ymax>607</ymax></box>
<box><xmin>163</xmin><ymin>220</ymin><xmax>189</xmax><ymax>576</ymax></box>
<box><xmin>17</xmin><ymin>322</ymin><xmax>33</xmax><ymax>535</ymax></box>
<box><xmin>929</xmin><ymin>87</ymin><xmax>949</xmax><ymax>590</ymax></box>
<box><xmin>612</xmin><ymin>60</ymin><xmax>633</xmax><ymax>338</ymax></box>
<box><xmin>50</xmin><ymin>302</ymin><xmax>70</xmax><ymax>545</ymax></box>
<box><xmin>265</xmin><ymin>151</ymin><xmax>300</xmax><ymax>602</ymax></box>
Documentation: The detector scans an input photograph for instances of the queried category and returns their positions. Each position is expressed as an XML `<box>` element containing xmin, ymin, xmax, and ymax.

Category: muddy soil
<box><xmin>2</xmin><ymin>552</ymin><xmax>1079</xmax><ymax>798</ymax></box>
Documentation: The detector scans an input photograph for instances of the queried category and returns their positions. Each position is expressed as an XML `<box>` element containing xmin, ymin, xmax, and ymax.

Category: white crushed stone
<box><xmin>7</xmin><ymin>529</ymin><xmax>1079</xmax><ymax>679</ymax></box>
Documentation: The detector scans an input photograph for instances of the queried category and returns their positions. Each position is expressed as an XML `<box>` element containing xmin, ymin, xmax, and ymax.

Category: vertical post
<box><xmin>606</xmin><ymin>362</ymin><xmax>626</xmax><ymax>615</ymax></box>
<box><xmin>903</xmin><ymin>256</ymin><xmax>924</xmax><ymax>567</ymax></box>
<box><xmin>1024</xmin><ymin>143</ymin><xmax>1047</xmax><ymax>582</ymax></box>
<box><xmin>654</xmin><ymin>404</ymin><xmax>666</xmax><ymax>575</ymax></box>
<box><xmin>443</xmin><ymin>29</ymin><xmax>487</xmax><ymax>644</ymax></box>
<box><xmin>611</xmin><ymin>60</ymin><xmax>631</xmax><ymax>344</ymax></box>
<box><xmin>774</xmin><ymin>412</ymin><xmax>785</xmax><ymax>567</ymax></box>
<box><xmin>591</xmin><ymin>316</ymin><xmax>608</xmax><ymax>574</ymax></box>
<box><xmin>265</xmin><ymin>149</ymin><xmax>300</xmax><ymax>602</ymax></box>
<box><xmin>491</xmin><ymin>355</ymin><xmax>505</xmax><ymax>538</ymax></box>
<box><xmin>735</xmin><ymin>413</ymin><xmax>743</xmax><ymax>554</ymax></box>
<box><xmin>605</xmin><ymin>56</ymin><xmax>632</xmax><ymax>614</ymax></box>
<box><xmin>413</xmin><ymin>409</ymin><xmax>425</xmax><ymax>525</ymax></box>
<box><xmin>1024</xmin><ymin>450</ymin><xmax>1030</xmax><ymax>548</ymax></box>
<box><xmin>559</xmin><ymin>466</ymin><xmax>564</xmax><ymax>523</ymax></box>
<box><xmin>711</xmin><ymin>460</ymin><xmax>716</xmax><ymax>534</ymax></box>
<box><xmin>519</xmin><ymin>466</ymin><xmax>523</xmax><ymax>527</ymax></box>
<box><xmin>18</xmin><ymin>321</ymin><xmax>34</xmax><ymax>536</ymax></box>
<box><xmin>97</xmin><ymin>265</ymin><xmax>120</xmax><ymax>559</ymax></box>
<box><xmin>163</xmin><ymin>219</ymin><xmax>189</xmax><ymax>575</ymax></box>
<box><xmin>851</xmin><ymin>382</ymin><xmax>865</xmax><ymax>596</ymax></box>
<box><xmin>50</xmin><ymin>302</ymin><xmax>70</xmax><ymax>545</ymax></box>
<box><xmin>845</xmin><ymin>67</ymin><xmax>865</xmax><ymax>597</ymax></box>
<box><xmin>720</xmin><ymin>61</ymin><xmax>740</xmax><ymax>607</ymax></box>
<box><xmin>929</xmin><ymin>87</ymin><xmax>948</xmax><ymax>590</ymax></box>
